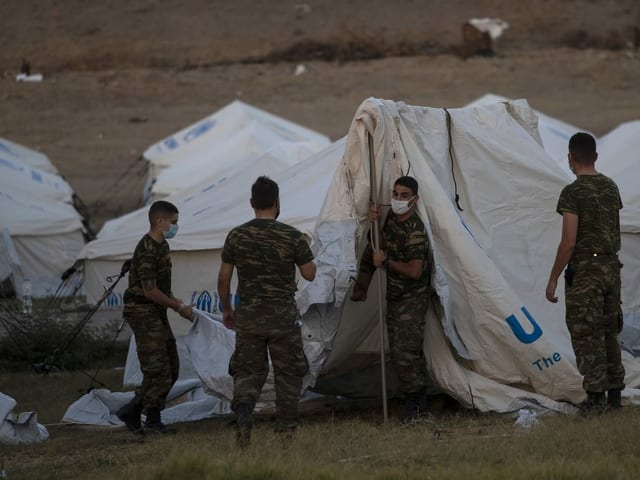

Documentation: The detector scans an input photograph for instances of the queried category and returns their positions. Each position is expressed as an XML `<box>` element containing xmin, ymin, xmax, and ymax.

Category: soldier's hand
<box><xmin>545</xmin><ymin>279</ymin><xmax>558</xmax><ymax>303</ymax></box>
<box><xmin>368</xmin><ymin>204</ymin><xmax>381</xmax><ymax>223</ymax></box>
<box><xmin>373</xmin><ymin>250</ymin><xmax>386</xmax><ymax>268</ymax></box>
<box><xmin>223</xmin><ymin>310</ymin><xmax>236</xmax><ymax>330</ymax></box>
<box><xmin>351</xmin><ymin>284</ymin><xmax>367</xmax><ymax>302</ymax></box>
<box><xmin>179</xmin><ymin>305</ymin><xmax>194</xmax><ymax>322</ymax></box>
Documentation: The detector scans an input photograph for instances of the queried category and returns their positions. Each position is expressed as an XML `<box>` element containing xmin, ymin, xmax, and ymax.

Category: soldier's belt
<box><xmin>572</xmin><ymin>252</ymin><xmax>617</xmax><ymax>258</ymax></box>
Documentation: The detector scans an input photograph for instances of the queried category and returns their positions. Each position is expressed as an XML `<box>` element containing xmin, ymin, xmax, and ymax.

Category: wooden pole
<box><xmin>367</xmin><ymin>131</ymin><xmax>388</xmax><ymax>423</ymax></box>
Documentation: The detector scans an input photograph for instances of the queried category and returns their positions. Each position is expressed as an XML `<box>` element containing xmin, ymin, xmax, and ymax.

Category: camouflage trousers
<box><xmin>124</xmin><ymin>307</ymin><xmax>179</xmax><ymax>409</ymax></box>
<box><xmin>565</xmin><ymin>256</ymin><xmax>625</xmax><ymax>393</ymax></box>
<box><xmin>387</xmin><ymin>295</ymin><xmax>429</xmax><ymax>394</ymax></box>
<box><xmin>229</xmin><ymin>301</ymin><xmax>308</xmax><ymax>426</ymax></box>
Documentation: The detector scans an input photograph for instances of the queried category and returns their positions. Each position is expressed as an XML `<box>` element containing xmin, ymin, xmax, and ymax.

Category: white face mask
<box><xmin>391</xmin><ymin>196</ymin><xmax>415</xmax><ymax>215</ymax></box>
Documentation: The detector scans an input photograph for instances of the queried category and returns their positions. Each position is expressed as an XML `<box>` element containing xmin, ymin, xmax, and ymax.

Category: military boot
<box><xmin>401</xmin><ymin>393</ymin><xmax>420</xmax><ymax>424</ymax></box>
<box><xmin>235</xmin><ymin>403</ymin><xmax>253</xmax><ymax>448</ymax></box>
<box><xmin>116</xmin><ymin>397</ymin><xmax>143</xmax><ymax>434</ymax></box>
<box><xmin>607</xmin><ymin>388</ymin><xmax>622</xmax><ymax>411</ymax></box>
<box><xmin>144</xmin><ymin>407</ymin><xmax>176</xmax><ymax>434</ymax></box>
<box><xmin>416</xmin><ymin>391</ymin><xmax>430</xmax><ymax>418</ymax></box>
<box><xmin>580</xmin><ymin>392</ymin><xmax>606</xmax><ymax>417</ymax></box>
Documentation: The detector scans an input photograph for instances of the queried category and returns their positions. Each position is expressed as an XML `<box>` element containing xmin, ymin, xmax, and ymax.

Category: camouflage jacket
<box><xmin>221</xmin><ymin>218</ymin><xmax>314</xmax><ymax>305</ymax></box>
<box><xmin>557</xmin><ymin>174</ymin><xmax>622</xmax><ymax>256</ymax></box>
<box><xmin>123</xmin><ymin>233</ymin><xmax>172</xmax><ymax>307</ymax></box>
<box><xmin>360</xmin><ymin>210</ymin><xmax>430</xmax><ymax>301</ymax></box>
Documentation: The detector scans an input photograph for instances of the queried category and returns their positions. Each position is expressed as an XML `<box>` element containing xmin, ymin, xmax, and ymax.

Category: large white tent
<box><xmin>79</xmin><ymin>138</ymin><xmax>347</xmax><ymax>325</ymax></box>
<box><xmin>290</xmin><ymin>97</ymin><xmax>640</xmax><ymax>411</ymax></box>
<box><xmin>0</xmin><ymin>140</ymin><xmax>85</xmax><ymax>297</ymax></box>
<box><xmin>143</xmin><ymin>100</ymin><xmax>331</xmax><ymax>201</ymax></box>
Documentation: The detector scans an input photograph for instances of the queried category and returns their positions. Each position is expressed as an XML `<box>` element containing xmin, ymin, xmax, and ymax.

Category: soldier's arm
<box><xmin>217</xmin><ymin>261</ymin><xmax>236</xmax><ymax>330</ymax></box>
<box><xmin>546</xmin><ymin>212</ymin><xmax>578</xmax><ymax>303</ymax></box>
<box><xmin>298</xmin><ymin>261</ymin><xmax>316</xmax><ymax>281</ymax></box>
<box><xmin>141</xmin><ymin>278</ymin><xmax>187</xmax><ymax>314</ymax></box>
<box><xmin>388</xmin><ymin>226</ymin><xmax>425</xmax><ymax>280</ymax></box>
<box><xmin>217</xmin><ymin>262</ymin><xmax>234</xmax><ymax>312</ymax></box>
<box><xmin>387</xmin><ymin>258</ymin><xmax>423</xmax><ymax>280</ymax></box>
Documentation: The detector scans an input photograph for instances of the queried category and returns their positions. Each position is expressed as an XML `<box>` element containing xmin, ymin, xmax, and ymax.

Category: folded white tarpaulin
<box><xmin>0</xmin><ymin>392</ymin><xmax>49</xmax><ymax>444</ymax></box>
<box><xmin>61</xmin><ymin>379</ymin><xmax>230</xmax><ymax>427</ymax></box>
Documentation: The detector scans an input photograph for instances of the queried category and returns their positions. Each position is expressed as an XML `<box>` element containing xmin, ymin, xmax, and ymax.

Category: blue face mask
<box><xmin>163</xmin><ymin>223</ymin><xmax>179</xmax><ymax>239</ymax></box>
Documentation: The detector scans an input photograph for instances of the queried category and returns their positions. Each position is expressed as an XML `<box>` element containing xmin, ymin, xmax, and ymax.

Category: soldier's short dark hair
<box><xmin>394</xmin><ymin>176</ymin><xmax>419</xmax><ymax>196</ymax></box>
<box><xmin>569</xmin><ymin>132</ymin><xmax>597</xmax><ymax>165</ymax></box>
<box><xmin>251</xmin><ymin>176</ymin><xmax>279</xmax><ymax>210</ymax></box>
<box><xmin>148</xmin><ymin>200</ymin><xmax>179</xmax><ymax>225</ymax></box>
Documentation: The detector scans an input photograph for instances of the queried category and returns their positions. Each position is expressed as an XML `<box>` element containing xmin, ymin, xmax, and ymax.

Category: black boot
<box><xmin>580</xmin><ymin>391</ymin><xmax>606</xmax><ymax>417</ymax></box>
<box><xmin>401</xmin><ymin>393</ymin><xmax>419</xmax><ymax>424</ymax></box>
<box><xmin>607</xmin><ymin>388</ymin><xmax>622</xmax><ymax>411</ymax></box>
<box><xmin>235</xmin><ymin>403</ymin><xmax>253</xmax><ymax>448</ymax></box>
<box><xmin>144</xmin><ymin>407</ymin><xmax>176</xmax><ymax>434</ymax></box>
<box><xmin>116</xmin><ymin>397</ymin><xmax>143</xmax><ymax>434</ymax></box>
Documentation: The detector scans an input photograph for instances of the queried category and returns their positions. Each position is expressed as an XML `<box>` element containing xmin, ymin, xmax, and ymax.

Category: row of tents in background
<box><xmin>2</xmin><ymin>95</ymin><xmax>640</xmax><ymax>415</ymax></box>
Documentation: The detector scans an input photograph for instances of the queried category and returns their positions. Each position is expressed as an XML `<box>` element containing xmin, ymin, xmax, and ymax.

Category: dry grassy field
<box><xmin>3</xmin><ymin>369</ymin><xmax>640</xmax><ymax>480</ymax></box>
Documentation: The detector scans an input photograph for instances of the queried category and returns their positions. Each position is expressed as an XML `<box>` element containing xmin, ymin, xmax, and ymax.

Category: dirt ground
<box><xmin>1</xmin><ymin>0</ymin><xmax>639</xmax><ymax>229</ymax></box>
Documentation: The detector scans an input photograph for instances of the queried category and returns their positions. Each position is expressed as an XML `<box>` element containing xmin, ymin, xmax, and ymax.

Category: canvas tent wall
<box><xmin>0</xmin><ymin>137</ymin><xmax>58</xmax><ymax>174</ymax></box>
<box><xmin>292</xmin><ymin>98</ymin><xmax>640</xmax><ymax>412</ymax></box>
<box><xmin>143</xmin><ymin>100</ymin><xmax>331</xmax><ymax>201</ymax></box>
<box><xmin>465</xmin><ymin>93</ymin><xmax>582</xmax><ymax>178</ymax></box>
<box><xmin>0</xmin><ymin>191</ymin><xmax>85</xmax><ymax>297</ymax></box>
<box><xmin>79</xmin><ymin>138</ymin><xmax>347</xmax><ymax>333</ymax></box>
<box><xmin>466</xmin><ymin>95</ymin><xmax>640</xmax><ymax>356</ymax></box>
<box><xmin>597</xmin><ymin>120</ymin><xmax>640</xmax><ymax>354</ymax></box>
<box><xmin>0</xmin><ymin>139</ymin><xmax>85</xmax><ymax>297</ymax></box>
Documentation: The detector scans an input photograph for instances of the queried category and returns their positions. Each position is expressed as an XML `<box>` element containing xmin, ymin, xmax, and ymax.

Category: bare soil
<box><xmin>1</xmin><ymin>0</ymin><xmax>639</xmax><ymax>229</ymax></box>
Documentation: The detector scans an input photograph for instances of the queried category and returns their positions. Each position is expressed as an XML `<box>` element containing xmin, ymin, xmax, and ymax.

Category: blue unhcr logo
<box><xmin>105</xmin><ymin>291</ymin><xmax>122</xmax><ymax>307</ymax></box>
<box><xmin>505</xmin><ymin>306</ymin><xmax>543</xmax><ymax>344</ymax></box>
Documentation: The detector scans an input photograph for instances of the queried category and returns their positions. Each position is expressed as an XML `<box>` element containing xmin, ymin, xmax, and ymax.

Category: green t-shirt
<box><xmin>221</xmin><ymin>219</ymin><xmax>314</xmax><ymax>304</ymax></box>
<box><xmin>556</xmin><ymin>174</ymin><xmax>622</xmax><ymax>255</ymax></box>
<box><xmin>360</xmin><ymin>210</ymin><xmax>430</xmax><ymax>301</ymax></box>
<box><xmin>124</xmin><ymin>233</ymin><xmax>172</xmax><ymax>306</ymax></box>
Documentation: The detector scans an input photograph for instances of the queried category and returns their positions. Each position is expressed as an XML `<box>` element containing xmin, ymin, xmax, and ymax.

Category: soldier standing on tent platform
<box><xmin>351</xmin><ymin>176</ymin><xmax>431</xmax><ymax>423</ymax></box>
<box><xmin>546</xmin><ymin>132</ymin><xmax>625</xmax><ymax>415</ymax></box>
<box><xmin>116</xmin><ymin>200</ymin><xmax>193</xmax><ymax>434</ymax></box>
<box><xmin>218</xmin><ymin>176</ymin><xmax>316</xmax><ymax>447</ymax></box>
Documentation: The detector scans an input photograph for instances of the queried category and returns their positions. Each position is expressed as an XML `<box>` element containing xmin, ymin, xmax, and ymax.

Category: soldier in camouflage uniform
<box><xmin>546</xmin><ymin>132</ymin><xmax>625</xmax><ymax>414</ymax></box>
<box><xmin>218</xmin><ymin>176</ymin><xmax>316</xmax><ymax>447</ymax></box>
<box><xmin>351</xmin><ymin>176</ymin><xmax>431</xmax><ymax>423</ymax></box>
<box><xmin>116</xmin><ymin>201</ymin><xmax>193</xmax><ymax>434</ymax></box>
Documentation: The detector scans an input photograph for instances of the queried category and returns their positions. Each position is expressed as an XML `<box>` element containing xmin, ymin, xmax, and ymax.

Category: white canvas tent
<box><xmin>79</xmin><ymin>138</ymin><xmax>347</xmax><ymax>325</ymax></box>
<box><xmin>292</xmin><ymin>98</ymin><xmax>640</xmax><ymax>412</ymax></box>
<box><xmin>143</xmin><ymin>100</ymin><xmax>331</xmax><ymax>201</ymax></box>
<box><xmin>0</xmin><ymin>139</ymin><xmax>85</xmax><ymax>297</ymax></box>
